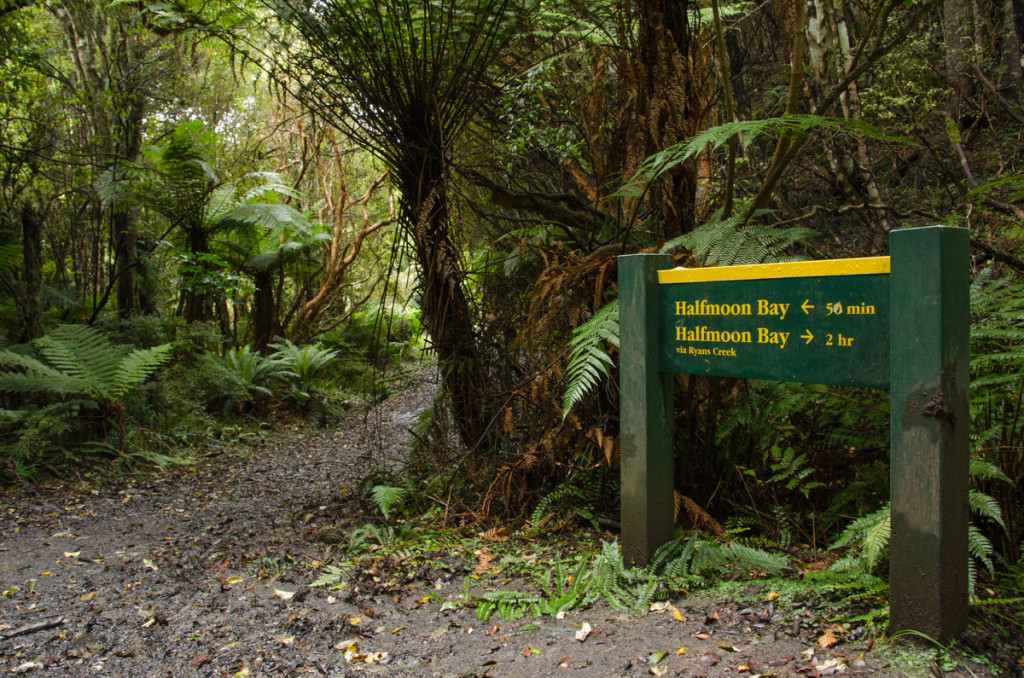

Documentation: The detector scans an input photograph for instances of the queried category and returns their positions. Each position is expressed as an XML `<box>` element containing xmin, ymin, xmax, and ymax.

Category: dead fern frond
<box><xmin>674</xmin><ymin>491</ymin><xmax>725</xmax><ymax>536</ymax></box>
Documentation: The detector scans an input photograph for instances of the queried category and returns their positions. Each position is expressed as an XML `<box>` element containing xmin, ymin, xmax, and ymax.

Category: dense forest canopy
<box><xmin>1</xmin><ymin>0</ymin><xmax>1023</xmax><ymax>590</ymax></box>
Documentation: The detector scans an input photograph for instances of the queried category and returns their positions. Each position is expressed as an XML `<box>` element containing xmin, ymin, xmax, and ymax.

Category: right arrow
<box><xmin>801</xmin><ymin>330</ymin><xmax>814</xmax><ymax>344</ymax></box>
<box><xmin>802</xmin><ymin>299</ymin><xmax>814</xmax><ymax>314</ymax></box>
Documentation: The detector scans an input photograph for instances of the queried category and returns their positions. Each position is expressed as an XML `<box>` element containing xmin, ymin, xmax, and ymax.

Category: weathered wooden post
<box><xmin>889</xmin><ymin>226</ymin><xmax>970</xmax><ymax>640</ymax></box>
<box><xmin>618</xmin><ymin>253</ymin><xmax>675</xmax><ymax>566</ymax></box>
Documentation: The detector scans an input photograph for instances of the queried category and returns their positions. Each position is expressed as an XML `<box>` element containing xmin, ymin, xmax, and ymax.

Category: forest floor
<box><xmin>0</xmin><ymin>372</ymin><xmax>1017</xmax><ymax>677</ymax></box>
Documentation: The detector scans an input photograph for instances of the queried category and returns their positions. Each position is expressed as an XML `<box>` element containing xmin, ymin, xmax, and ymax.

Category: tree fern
<box><xmin>561</xmin><ymin>300</ymin><xmax>618</xmax><ymax>418</ymax></box>
<box><xmin>0</xmin><ymin>325</ymin><xmax>172</xmax><ymax>404</ymax></box>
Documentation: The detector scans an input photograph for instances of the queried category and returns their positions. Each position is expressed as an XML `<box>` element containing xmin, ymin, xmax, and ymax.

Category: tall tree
<box><xmin>279</xmin><ymin>0</ymin><xmax>519</xmax><ymax>448</ymax></box>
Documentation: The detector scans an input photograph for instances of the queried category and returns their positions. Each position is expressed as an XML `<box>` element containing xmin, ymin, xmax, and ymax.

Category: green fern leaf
<box><xmin>562</xmin><ymin>300</ymin><xmax>618</xmax><ymax>418</ymax></box>
<box><xmin>370</xmin><ymin>485</ymin><xmax>406</xmax><ymax>520</ymax></box>
<box><xmin>111</xmin><ymin>344</ymin><xmax>174</xmax><ymax>399</ymax></box>
<box><xmin>35</xmin><ymin>325</ymin><xmax>121</xmax><ymax>398</ymax></box>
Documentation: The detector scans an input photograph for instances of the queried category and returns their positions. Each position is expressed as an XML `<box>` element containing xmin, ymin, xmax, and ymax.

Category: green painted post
<box><xmin>619</xmin><ymin>253</ymin><xmax>675</xmax><ymax>565</ymax></box>
<box><xmin>889</xmin><ymin>226</ymin><xmax>970</xmax><ymax>640</ymax></box>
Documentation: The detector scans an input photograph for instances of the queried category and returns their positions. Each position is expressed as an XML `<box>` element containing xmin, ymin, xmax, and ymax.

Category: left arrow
<box><xmin>801</xmin><ymin>330</ymin><xmax>814</xmax><ymax>344</ymax></box>
<box><xmin>801</xmin><ymin>299</ymin><xmax>814</xmax><ymax>314</ymax></box>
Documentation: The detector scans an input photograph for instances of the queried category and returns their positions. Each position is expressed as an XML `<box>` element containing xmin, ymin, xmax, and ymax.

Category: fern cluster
<box><xmin>528</xmin><ymin>470</ymin><xmax>606</xmax><ymax>532</ymax></box>
<box><xmin>0</xmin><ymin>325</ymin><xmax>173</xmax><ymax>478</ymax></box>
<box><xmin>475</xmin><ymin>536</ymin><xmax>788</xmax><ymax>621</ymax></box>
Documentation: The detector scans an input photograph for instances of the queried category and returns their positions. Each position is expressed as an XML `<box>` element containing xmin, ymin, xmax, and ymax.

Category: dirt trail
<box><xmin>0</xmin><ymin>378</ymin><xmax>997</xmax><ymax>677</ymax></box>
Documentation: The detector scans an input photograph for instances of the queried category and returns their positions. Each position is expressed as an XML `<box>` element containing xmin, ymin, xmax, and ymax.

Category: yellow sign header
<box><xmin>657</xmin><ymin>256</ymin><xmax>890</xmax><ymax>284</ymax></box>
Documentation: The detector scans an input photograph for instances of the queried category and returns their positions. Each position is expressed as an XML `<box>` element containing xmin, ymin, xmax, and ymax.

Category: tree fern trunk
<box><xmin>398</xmin><ymin>149</ymin><xmax>490</xmax><ymax>451</ymax></box>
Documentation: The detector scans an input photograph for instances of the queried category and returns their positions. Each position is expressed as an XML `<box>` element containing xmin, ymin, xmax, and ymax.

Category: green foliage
<box><xmin>268</xmin><ymin>339</ymin><xmax>340</xmax><ymax>402</ymax></box>
<box><xmin>475</xmin><ymin>536</ymin><xmax>788</xmax><ymax>621</ymax></box>
<box><xmin>0</xmin><ymin>325</ymin><xmax>172</xmax><ymax>402</ymax></box>
<box><xmin>615</xmin><ymin>115</ymin><xmax>904</xmax><ymax>201</ymax></box>
<box><xmin>561</xmin><ymin>300</ymin><xmax>618</xmax><ymax>419</ymax></box>
<box><xmin>0</xmin><ymin>325</ymin><xmax>173</xmax><ymax>480</ymax></box>
<box><xmin>833</xmin><ymin>472</ymin><xmax>1010</xmax><ymax>595</ymax></box>
<box><xmin>528</xmin><ymin>470</ymin><xmax>605</xmax><ymax>531</ymax></box>
<box><xmin>370</xmin><ymin>485</ymin><xmax>406</xmax><ymax>521</ymax></box>
<box><xmin>198</xmin><ymin>346</ymin><xmax>293</xmax><ymax>402</ymax></box>
<box><xmin>660</xmin><ymin>210</ymin><xmax>817</xmax><ymax>267</ymax></box>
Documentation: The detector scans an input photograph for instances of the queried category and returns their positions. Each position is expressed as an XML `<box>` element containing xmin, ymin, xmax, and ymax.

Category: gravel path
<box><xmin>0</xmin><ymin>375</ymin><xmax>1004</xmax><ymax>677</ymax></box>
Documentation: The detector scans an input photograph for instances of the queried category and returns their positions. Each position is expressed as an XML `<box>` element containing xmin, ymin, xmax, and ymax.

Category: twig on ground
<box><xmin>0</xmin><ymin>617</ymin><xmax>65</xmax><ymax>640</ymax></box>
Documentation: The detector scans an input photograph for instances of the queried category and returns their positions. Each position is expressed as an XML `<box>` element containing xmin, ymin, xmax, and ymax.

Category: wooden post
<box><xmin>889</xmin><ymin>226</ymin><xmax>970</xmax><ymax>640</ymax></box>
<box><xmin>618</xmin><ymin>253</ymin><xmax>675</xmax><ymax>565</ymax></box>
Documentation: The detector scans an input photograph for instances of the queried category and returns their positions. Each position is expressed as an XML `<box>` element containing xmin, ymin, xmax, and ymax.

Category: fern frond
<box><xmin>969</xmin><ymin>490</ymin><xmax>1005</xmax><ymax>530</ymax></box>
<box><xmin>562</xmin><ymin>300</ymin><xmax>618</xmax><ymax>418</ymax></box>
<box><xmin>661</xmin><ymin>210</ymin><xmax>816</xmax><ymax>266</ymax></box>
<box><xmin>35</xmin><ymin>325</ymin><xmax>121</xmax><ymax>398</ymax></box>
<box><xmin>370</xmin><ymin>485</ymin><xmax>406</xmax><ymax>520</ymax></box>
<box><xmin>111</xmin><ymin>344</ymin><xmax>174</xmax><ymax>399</ymax></box>
<box><xmin>861</xmin><ymin>512</ymin><xmax>891</xmax><ymax>571</ymax></box>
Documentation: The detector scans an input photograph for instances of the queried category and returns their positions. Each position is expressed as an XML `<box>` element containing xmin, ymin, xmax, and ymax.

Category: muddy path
<box><xmin>0</xmin><ymin>376</ymin><xmax>1004</xmax><ymax>677</ymax></box>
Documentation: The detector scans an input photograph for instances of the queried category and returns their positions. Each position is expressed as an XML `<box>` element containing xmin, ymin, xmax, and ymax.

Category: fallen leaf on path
<box><xmin>575</xmin><ymin>622</ymin><xmax>592</xmax><ymax>642</ymax></box>
<box><xmin>813</xmin><ymin>657</ymin><xmax>848</xmax><ymax>676</ymax></box>
<box><xmin>676</xmin><ymin>647</ymin><xmax>687</xmax><ymax>655</ymax></box>
<box><xmin>648</xmin><ymin>651</ymin><xmax>667</xmax><ymax>664</ymax></box>
<box><xmin>692</xmin><ymin>632</ymin><xmax>710</xmax><ymax>640</ymax></box>
<box><xmin>768</xmin><ymin>654</ymin><xmax>795</xmax><ymax>667</ymax></box>
<box><xmin>650</xmin><ymin>665</ymin><xmax>668</xmax><ymax>676</ymax></box>
<box><xmin>704</xmin><ymin>609</ymin><xmax>720</xmax><ymax>624</ymax></box>
<box><xmin>143</xmin><ymin>558</ymin><xmax>158</xmax><ymax>571</ymax></box>
<box><xmin>766</xmin><ymin>591</ymin><xmax>780</xmax><ymax>602</ymax></box>
<box><xmin>226</xmin><ymin>576</ymin><xmax>244</xmax><ymax>585</ymax></box>
<box><xmin>348</xmin><ymin>616</ymin><xmax>361</xmax><ymax>625</ymax></box>
<box><xmin>718</xmin><ymin>642</ymin><xmax>740</xmax><ymax>652</ymax></box>
<box><xmin>12</xmin><ymin>662</ymin><xmax>43</xmax><ymax>674</ymax></box>
<box><xmin>63</xmin><ymin>551</ymin><xmax>80</xmax><ymax>558</ymax></box>
<box><xmin>818</xmin><ymin>628</ymin><xmax>839</xmax><ymax>648</ymax></box>
<box><xmin>801</xmin><ymin>647</ymin><xmax>815</xmax><ymax>661</ymax></box>
<box><xmin>273</xmin><ymin>588</ymin><xmax>295</xmax><ymax>601</ymax></box>
<box><xmin>699</xmin><ymin>652</ymin><xmax>721</xmax><ymax>666</ymax></box>
<box><xmin>276</xmin><ymin>634</ymin><xmax>295</xmax><ymax>646</ymax></box>
<box><xmin>333</xmin><ymin>638</ymin><xmax>358</xmax><ymax>651</ymax></box>
<box><xmin>364</xmin><ymin>651</ymin><xmax>388</xmax><ymax>664</ymax></box>
<box><xmin>667</xmin><ymin>603</ymin><xmax>684</xmax><ymax>621</ymax></box>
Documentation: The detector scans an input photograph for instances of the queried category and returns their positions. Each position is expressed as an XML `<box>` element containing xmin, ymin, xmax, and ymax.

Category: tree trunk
<box><xmin>625</xmin><ymin>0</ymin><xmax>711</xmax><ymax>238</ymax></box>
<box><xmin>251</xmin><ymin>269</ymin><xmax>278</xmax><ymax>354</ymax></box>
<box><xmin>944</xmin><ymin>0</ymin><xmax>976</xmax><ymax>119</ymax></box>
<box><xmin>999</xmin><ymin>0</ymin><xmax>1024</xmax><ymax>95</ymax></box>
<box><xmin>19</xmin><ymin>203</ymin><xmax>44</xmax><ymax>342</ymax></box>
<box><xmin>398</xmin><ymin>153</ymin><xmax>490</xmax><ymax>450</ymax></box>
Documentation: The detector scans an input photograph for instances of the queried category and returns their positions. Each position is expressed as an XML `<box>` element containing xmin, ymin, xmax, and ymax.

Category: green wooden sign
<box><xmin>618</xmin><ymin>226</ymin><xmax>969</xmax><ymax>642</ymax></box>
<box><xmin>658</xmin><ymin>259</ymin><xmax>890</xmax><ymax>387</ymax></box>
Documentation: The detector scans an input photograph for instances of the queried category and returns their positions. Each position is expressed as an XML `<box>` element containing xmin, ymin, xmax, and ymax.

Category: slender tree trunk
<box><xmin>999</xmin><ymin>0</ymin><xmax>1023</xmax><ymax>95</ymax></box>
<box><xmin>944</xmin><ymin>0</ymin><xmax>976</xmax><ymax>119</ymax></box>
<box><xmin>251</xmin><ymin>269</ymin><xmax>278</xmax><ymax>354</ymax></box>
<box><xmin>19</xmin><ymin>203</ymin><xmax>44</xmax><ymax>342</ymax></box>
